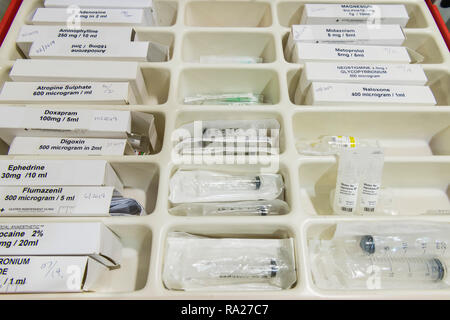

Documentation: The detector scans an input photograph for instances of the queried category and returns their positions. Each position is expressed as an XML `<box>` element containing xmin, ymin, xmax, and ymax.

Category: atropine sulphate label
<box><xmin>0</xmin><ymin>82</ymin><xmax>137</xmax><ymax>105</ymax></box>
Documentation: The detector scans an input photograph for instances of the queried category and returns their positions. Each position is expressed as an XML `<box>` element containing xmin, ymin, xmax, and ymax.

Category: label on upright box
<box><xmin>0</xmin><ymin>223</ymin><xmax>122</xmax><ymax>267</ymax></box>
<box><xmin>44</xmin><ymin>0</ymin><xmax>153</xmax><ymax>9</ymax></box>
<box><xmin>0</xmin><ymin>160</ymin><xmax>122</xmax><ymax>190</ymax></box>
<box><xmin>0</xmin><ymin>106</ymin><xmax>132</xmax><ymax>137</ymax></box>
<box><xmin>291</xmin><ymin>24</ymin><xmax>405</xmax><ymax>45</ymax></box>
<box><xmin>292</xmin><ymin>43</ymin><xmax>411</xmax><ymax>63</ymax></box>
<box><xmin>300</xmin><ymin>4</ymin><xmax>409</xmax><ymax>26</ymax></box>
<box><xmin>0</xmin><ymin>256</ymin><xmax>107</xmax><ymax>293</ymax></box>
<box><xmin>299</xmin><ymin>62</ymin><xmax>427</xmax><ymax>93</ymax></box>
<box><xmin>306</xmin><ymin>82</ymin><xmax>437</xmax><ymax>106</ymax></box>
<box><xmin>0</xmin><ymin>82</ymin><xmax>136</xmax><ymax>105</ymax></box>
<box><xmin>8</xmin><ymin>137</ymin><xmax>127</xmax><ymax>156</ymax></box>
<box><xmin>9</xmin><ymin>59</ymin><xmax>149</xmax><ymax>104</ymax></box>
<box><xmin>29</xmin><ymin>39</ymin><xmax>150</xmax><ymax>62</ymax></box>
<box><xmin>16</xmin><ymin>25</ymin><xmax>134</xmax><ymax>55</ymax></box>
<box><xmin>0</xmin><ymin>186</ymin><xmax>114</xmax><ymax>216</ymax></box>
<box><xmin>31</xmin><ymin>8</ymin><xmax>152</xmax><ymax>26</ymax></box>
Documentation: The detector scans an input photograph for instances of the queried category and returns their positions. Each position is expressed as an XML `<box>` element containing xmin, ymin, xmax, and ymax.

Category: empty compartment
<box><xmin>277</xmin><ymin>1</ymin><xmax>428</xmax><ymax>28</ymax></box>
<box><xmin>293</xmin><ymin>110</ymin><xmax>450</xmax><ymax>156</ymax></box>
<box><xmin>182</xmin><ymin>32</ymin><xmax>276</xmax><ymax>63</ymax></box>
<box><xmin>153</xmin><ymin>0</ymin><xmax>178</xmax><ymax>26</ymax></box>
<box><xmin>134</xmin><ymin>29</ymin><xmax>175</xmax><ymax>61</ymax></box>
<box><xmin>168</xmin><ymin>163</ymin><xmax>292</xmax><ymax>213</ymax></box>
<box><xmin>110</xmin><ymin>162</ymin><xmax>160</xmax><ymax>215</ymax></box>
<box><xmin>299</xmin><ymin>159</ymin><xmax>450</xmax><ymax>216</ymax></box>
<box><xmin>140</xmin><ymin>67</ymin><xmax>171</xmax><ymax>105</ymax></box>
<box><xmin>185</xmin><ymin>1</ymin><xmax>272</xmax><ymax>27</ymax></box>
<box><xmin>174</xmin><ymin>110</ymin><xmax>286</xmax><ymax>154</ymax></box>
<box><xmin>287</xmin><ymin>68</ymin><xmax>449</xmax><ymax>106</ymax></box>
<box><xmin>403</xmin><ymin>32</ymin><xmax>445</xmax><ymax>64</ymax></box>
<box><xmin>162</xmin><ymin>224</ymin><xmax>298</xmax><ymax>291</ymax></box>
<box><xmin>95</xmin><ymin>223</ymin><xmax>152</xmax><ymax>292</ymax></box>
<box><xmin>178</xmin><ymin>68</ymin><xmax>280</xmax><ymax>105</ymax></box>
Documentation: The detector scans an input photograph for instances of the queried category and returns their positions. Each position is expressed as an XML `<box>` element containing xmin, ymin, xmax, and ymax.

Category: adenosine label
<box><xmin>8</xmin><ymin>137</ymin><xmax>127</xmax><ymax>156</ymax></box>
<box><xmin>31</xmin><ymin>8</ymin><xmax>150</xmax><ymax>26</ymax></box>
<box><xmin>0</xmin><ymin>186</ymin><xmax>113</xmax><ymax>216</ymax></box>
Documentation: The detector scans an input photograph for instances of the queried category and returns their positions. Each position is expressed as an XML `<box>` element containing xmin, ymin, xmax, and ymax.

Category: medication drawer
<box><xmin>0</xmin><ymin>0</ymin><xmax>448</xmax><ymax>299</ymax></box>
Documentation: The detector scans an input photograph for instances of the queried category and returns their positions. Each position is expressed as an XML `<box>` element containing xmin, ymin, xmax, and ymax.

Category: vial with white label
<box><xmin>357</xmin><ymin>148</ymin><xmax>384</xmax><ymax>214</ymax></box>
<box><xmin>333</xmin><ymin>149</ymin><xmax>362</xmax><ymax>215</ymax></box>
<box><xmin>359</xmin><ymin>235</ymin><xmax>449</xmax><ymax>257</ymax></box>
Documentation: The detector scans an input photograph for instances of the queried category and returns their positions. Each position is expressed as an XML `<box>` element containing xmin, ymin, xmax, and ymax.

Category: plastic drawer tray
<box><xmin>0</xmin><ymin>0</ymin><xmax>448</xmax><ymax>299</ymax></box>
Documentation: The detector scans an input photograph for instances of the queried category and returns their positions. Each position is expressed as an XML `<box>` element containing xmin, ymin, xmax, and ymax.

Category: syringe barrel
<box><xmin>360</xmin><ymin>235</ymin><xmax>449</xmax><ymax>257</ymax></box>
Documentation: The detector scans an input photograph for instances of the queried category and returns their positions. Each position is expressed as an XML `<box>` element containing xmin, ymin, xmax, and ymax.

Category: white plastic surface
<box><xmin>0</xmin><ymin>0</ymin><xmax>447</xmax><ymax>299</ymax></box>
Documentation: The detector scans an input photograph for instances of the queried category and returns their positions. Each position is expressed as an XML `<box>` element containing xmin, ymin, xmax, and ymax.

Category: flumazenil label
<box><xmin>0</xmin><ymin>186</ymin><xmax>114</xmax><ymax>216</ymax></box>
